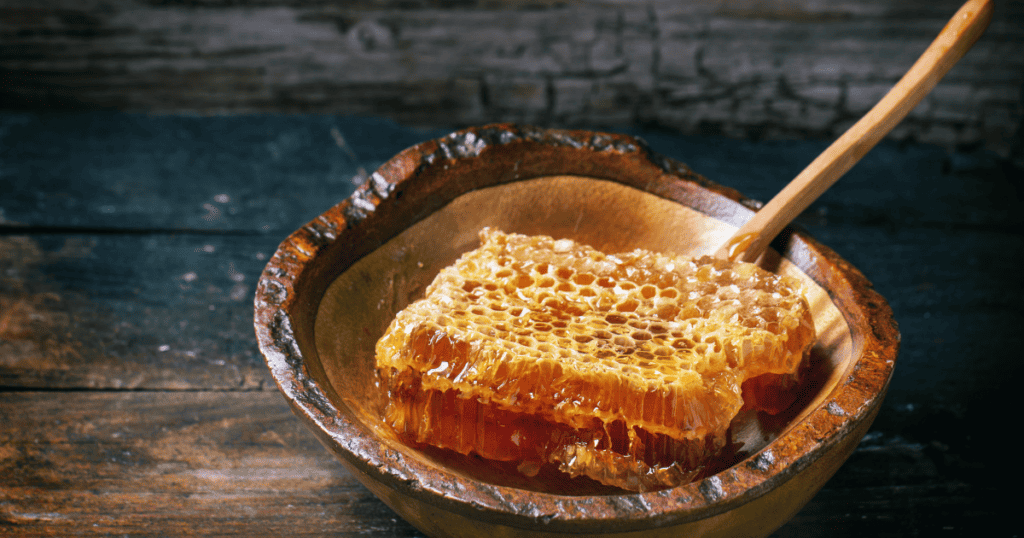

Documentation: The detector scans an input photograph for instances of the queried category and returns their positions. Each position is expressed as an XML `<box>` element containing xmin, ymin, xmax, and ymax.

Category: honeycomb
<box><xmin>375</xmin><ymin>228</ymin><xmax>815</xmax><ymax>491</ymax></box>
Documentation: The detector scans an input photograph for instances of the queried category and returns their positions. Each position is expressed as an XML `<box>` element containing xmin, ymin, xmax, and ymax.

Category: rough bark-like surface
<box><xmin>1</xmin><ymin>0</ymin><xmax>1021</xmax><ymax>163</ymax></box>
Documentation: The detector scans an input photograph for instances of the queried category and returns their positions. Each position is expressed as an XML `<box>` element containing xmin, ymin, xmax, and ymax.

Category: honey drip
<box><xmin>724</xmin><ymin>232</ymin><xmax>761</xmax><ymax>262</ymax></box>
<box><xmin>375</xmin><ymin>228</ymin><xmax>815</xmax><ymax>492</ymax></box>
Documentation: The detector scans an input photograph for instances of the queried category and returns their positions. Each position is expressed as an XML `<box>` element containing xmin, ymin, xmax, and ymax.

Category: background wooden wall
<box><xmin>2</xmin><ymin>0</ymin><xmax>1022</xmax><ymax>164</ymax></box>
<box><xmin>1</xmin><ymin>3</ymin><xmax>1021</xmax><ymax>535</ymax></box>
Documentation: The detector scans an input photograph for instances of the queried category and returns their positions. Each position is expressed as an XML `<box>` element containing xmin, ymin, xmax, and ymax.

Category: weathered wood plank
<box><xmin>2</xmin><ymin>113</ymin><xmax>1019</xmax><ymax>233</ymax></box>
<box><xmin>0</xmin><ymin>232</ymin><xmax>281</xmax><ymax>390</ymax></box>
<box><xmin>0</xmin><ymin>113</ymin><xmax>449</xmax><ymax>233</ymax></box>
<box><xmin>0</xmin><ymin>113</ymin><xmax>1017</xmax><ymax>536</ymax></box>
<box><xmin>631</xmin><ymin>130</ymin><xmax>1024</xmax><ymax>232</ymax></box>
<box><xmin>0</xmin><ymin>391</ymin><xmax>1010</xmax><ymax>537</ymax></box>
<box><xmin>1</xmin><ymin>203</ymin><xmax>1019</xmax><ymax>396</ymax></box>
<box><xmin>1</xmin><ymin>117</ymin><xmax>1020</xmax><ymax>402</ymax></box>
<box><xmin>0</xmin><ymin>0</ymin><xmax>1020</xmax><ymax>162</ymax></box>
<box><xmin>807</xmin><ymin>226</ymin><xmax>1022</xmax><ymax>406</ymax></box>
<box><xmin>0</xmin><ymin>391</ymin><xmax>425</xmax><ymax>537</ymax></box>
<box><xmin>0</xmin><ymin>225</ymin><xmax>1018</xmax><ymax>480</ymax></box>
<box><xmin>777</xmin><ymin>483</ymin><xmax>1007</xmax><ymax>537</ymax></box>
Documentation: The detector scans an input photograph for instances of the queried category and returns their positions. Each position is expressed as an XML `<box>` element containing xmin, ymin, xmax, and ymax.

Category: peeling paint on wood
<box><xmin>0</xmin><ymin>113</ymin><xmax>1018</xmax><ymax>536</ymax></box>
<box><xmin>0</xmin><ymin>233</ymin><xmax>280</xmax><ymax>390</ymax></box>
<box><xmin>1</xmin><ymin>0</ymin><xmax>1020</xmax><ymax>162</ymax></box>
<box><xmin>0</xmin><ymin>391</ymin><xmax>426</xmax><ymax>537</ymax></box>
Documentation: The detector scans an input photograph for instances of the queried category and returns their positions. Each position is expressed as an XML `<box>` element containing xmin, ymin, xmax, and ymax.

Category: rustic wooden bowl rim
<box><xmin>253</xmin><ymin>124</ymin><xmax>899</xmax><ymax>534</ymax></box>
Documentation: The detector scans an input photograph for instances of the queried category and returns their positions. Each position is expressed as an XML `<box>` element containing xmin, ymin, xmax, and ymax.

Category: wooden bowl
<box><xmin>254</xmin><ymin>124</ymin><xmax>899</xmax><ymax>538</ymax></box>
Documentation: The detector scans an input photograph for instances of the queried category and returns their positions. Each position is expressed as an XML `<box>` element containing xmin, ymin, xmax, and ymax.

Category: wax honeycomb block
<box><xmin>375</xmin><ymin>228</ymin><xmax>815</xmax><ymax>491</ymax></box>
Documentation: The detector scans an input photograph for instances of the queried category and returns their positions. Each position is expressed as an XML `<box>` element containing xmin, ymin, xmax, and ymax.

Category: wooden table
<box><xmin>1</xmin><ymin>113</ymin><xmax>1018</xmax><ymax>536</ymax></box>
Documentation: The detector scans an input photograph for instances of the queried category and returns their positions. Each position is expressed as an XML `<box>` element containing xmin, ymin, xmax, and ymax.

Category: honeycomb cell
<box><xmin>374</xmin><ymin>228</ymin><xmax>815</xmax><ymax>492</ymax></box>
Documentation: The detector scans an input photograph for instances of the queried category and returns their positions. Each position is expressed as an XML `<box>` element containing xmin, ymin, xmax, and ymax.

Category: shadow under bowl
<box><xmin>254</xmin><ymin>124</ymin><xmax>899</xmax><ymax>538</ymax></box>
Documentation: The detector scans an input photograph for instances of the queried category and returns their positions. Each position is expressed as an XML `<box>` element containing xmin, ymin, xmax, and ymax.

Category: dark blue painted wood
<box><xmin>0</xmin><ymin>112</ymin><xmax>1018</xmax><ymax>537</ymax></box>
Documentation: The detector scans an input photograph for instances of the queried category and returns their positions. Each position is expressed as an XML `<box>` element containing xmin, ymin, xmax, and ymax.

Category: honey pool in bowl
<box><xmin>254</xmin><ymin>125</ymin><xmax>898</xmax><ymax>537</ymax></box>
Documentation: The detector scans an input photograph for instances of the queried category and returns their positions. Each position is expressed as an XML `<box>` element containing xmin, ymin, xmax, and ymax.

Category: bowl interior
<box><xmin>313</xmin><ymin>174</ymin><xmax>854</xmax><ymax>493</ymax></box>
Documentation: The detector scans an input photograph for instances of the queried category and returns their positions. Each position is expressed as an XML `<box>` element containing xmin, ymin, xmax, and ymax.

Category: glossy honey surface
<box><xmin>375</xmin><ymin>229</ymin><xmax>815</xmax><ymax>491</ymax></box>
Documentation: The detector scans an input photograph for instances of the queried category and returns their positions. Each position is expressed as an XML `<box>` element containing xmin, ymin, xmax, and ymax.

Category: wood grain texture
<box><xmin>0</xmin><ymin>113</ymin><xmax>449</xmax><ymax>233</ymax></box>
<box><xmin>0</xmin><ymin>233</ymin><xmax>280</xmax><ymax>390</ymax></box>
<box><xmin>0</xmin><ymin>113</ymin><xmax>1019</xmax><ymax>536</ymax></box>
<box><xmin>717</xmin><ymin>0</ymin><xmax>995</xmax><ymax>262</ymax></box>
<box><xmin>0</xmin><ymin>391</ymin><xmax>424</xmax><ymax>537</ymax></box>
<box><xmin>0</xmin><ymin>391</ymin><xmax>1010</xmax><ymax>536</ymax></box>
<box><xmin>1</xmin><ymin>0</ymin><xmax>1021</xmax><ymax>164</ymax></box>
<box><xmin>1</xmin><ymin>113</ymin><xmax>1018</xmax><ymax>232</ymax></box>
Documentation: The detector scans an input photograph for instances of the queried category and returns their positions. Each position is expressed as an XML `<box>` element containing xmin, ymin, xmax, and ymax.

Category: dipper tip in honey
<box><xmin>375</xmin><ymin>228</ymin><xmax>815</xmax><ymax>491</ymax></box>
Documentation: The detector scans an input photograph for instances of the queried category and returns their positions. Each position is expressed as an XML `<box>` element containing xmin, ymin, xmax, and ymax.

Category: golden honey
<box><xmin>375</xmin><ymin>229</ymin><xmax>815</xmax><ymax>491</ymax></box>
